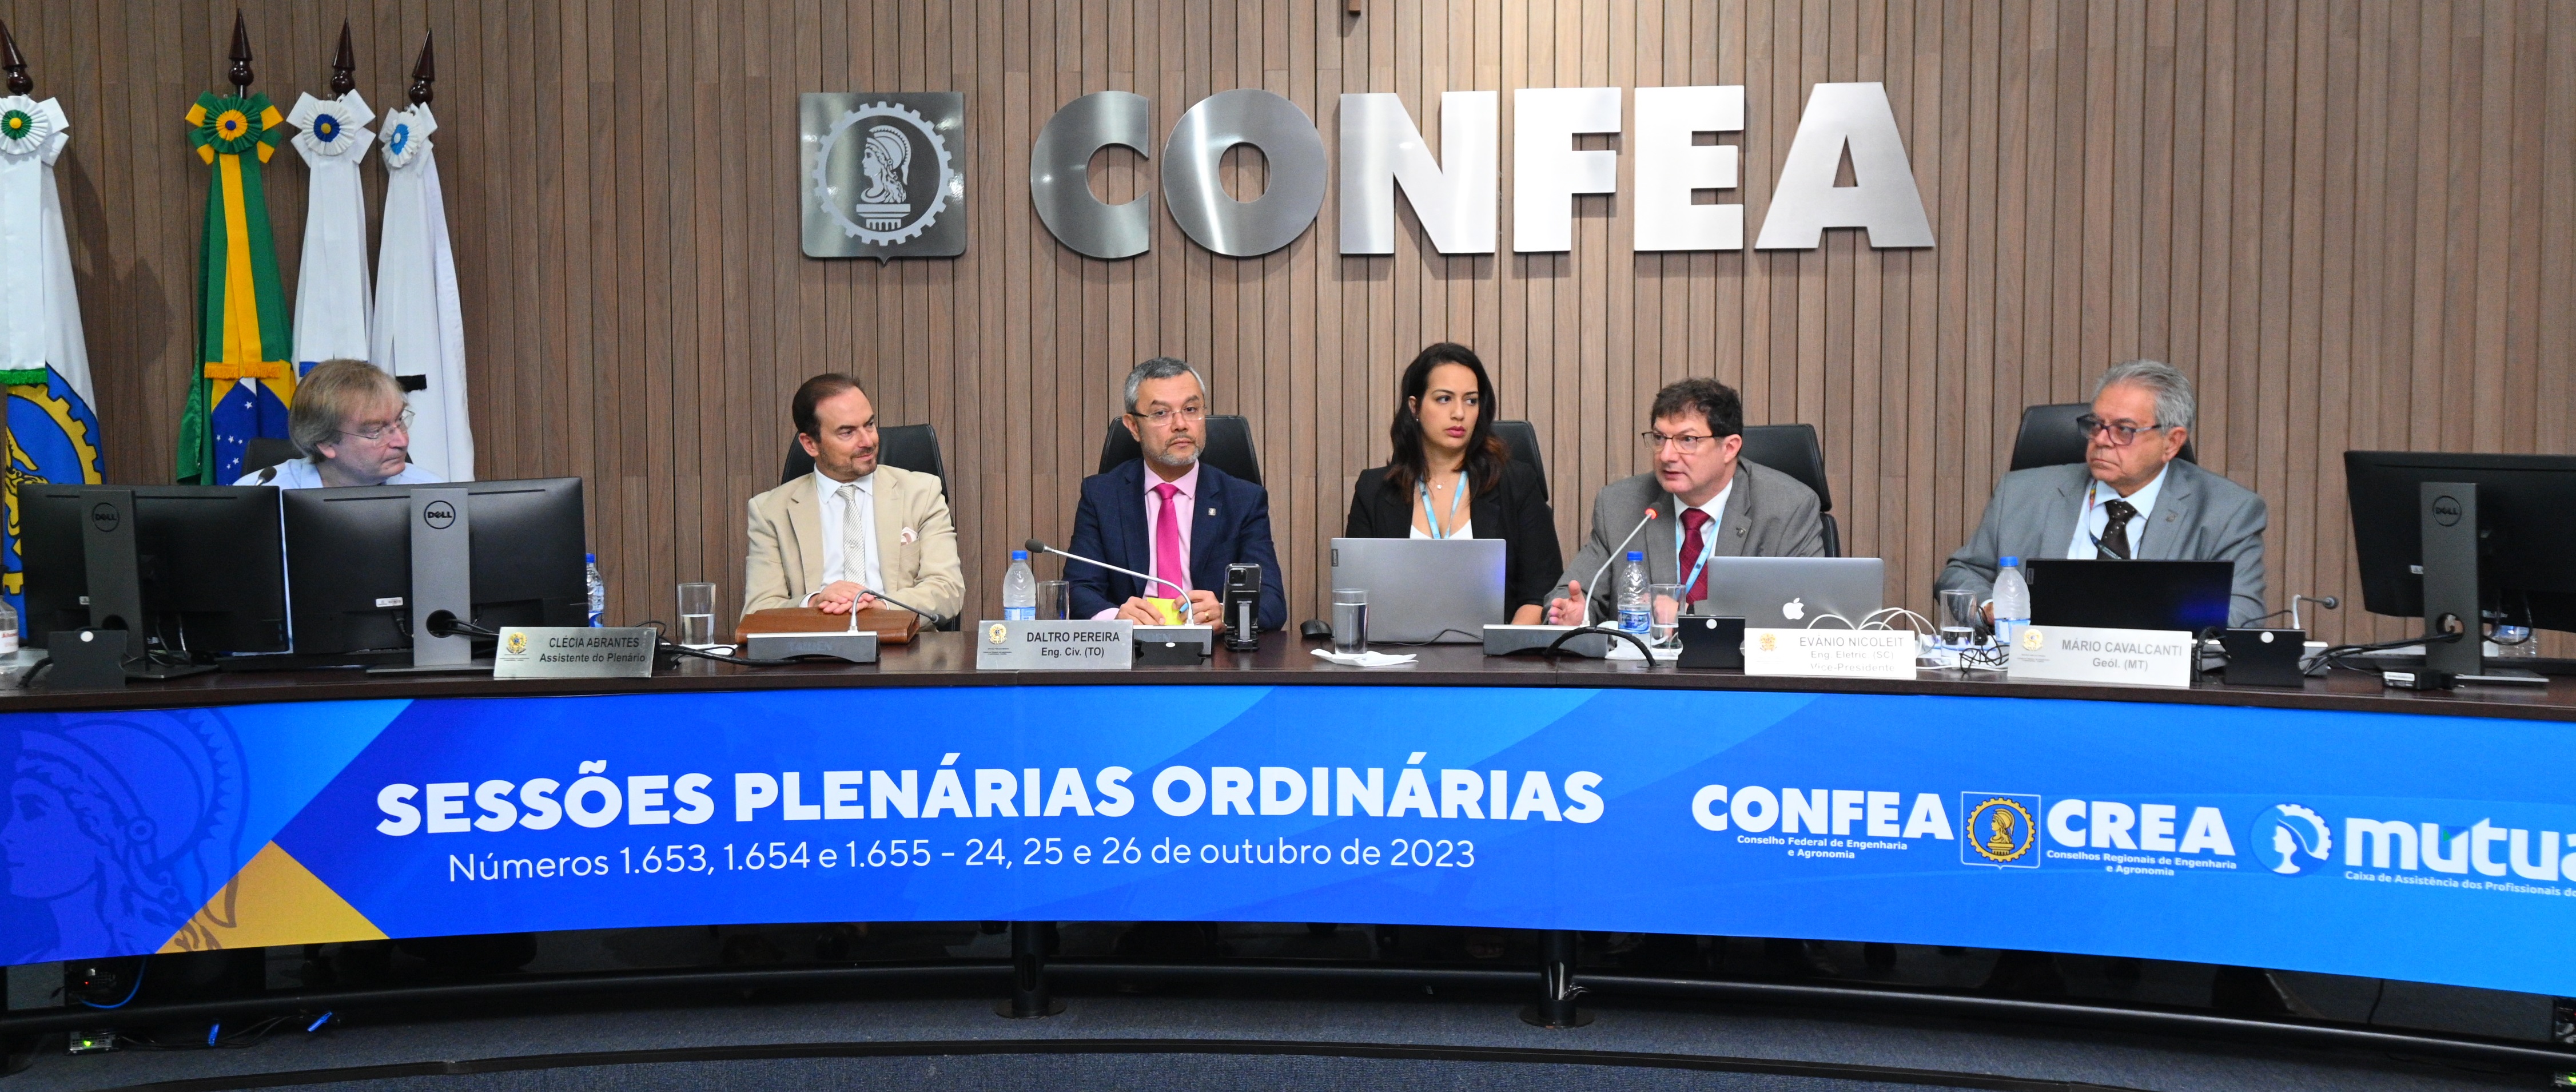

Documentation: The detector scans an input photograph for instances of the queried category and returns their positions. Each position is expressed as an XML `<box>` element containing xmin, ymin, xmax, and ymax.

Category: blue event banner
<box><xmin>2</xmin><ymin>685</ymin><xmax>2570</xmax><ymax>995</ymax></box>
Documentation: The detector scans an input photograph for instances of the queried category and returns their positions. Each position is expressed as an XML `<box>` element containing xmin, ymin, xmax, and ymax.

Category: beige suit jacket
<box><xmin>741</xmin><ymin>464</ymin><xmax>965</xmax><ymax>620</ymax></box>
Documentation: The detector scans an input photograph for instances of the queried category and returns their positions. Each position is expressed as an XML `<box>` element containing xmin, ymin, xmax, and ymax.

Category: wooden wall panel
<box><xmin>7</xmin><ymin>0</ymin><xmax>2573</xmax><ymax>650</ymax></box>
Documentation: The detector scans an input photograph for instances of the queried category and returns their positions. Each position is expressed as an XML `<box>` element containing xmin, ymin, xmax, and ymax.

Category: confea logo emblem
<box><xmin>504</xmin><ymin>632</ymin><xmax>528</xmax><ymax>656</ymax></box>
<box><xmin>814</xmin><ymin>102</ymin><xmax>953</xmax><ymax>246</ymax></box>
<box><xmin>1961</xmin><ymin>795</ymin><xmax>2039</xmax><ymax>867</ymax></box>
<box><xmin>988</xmin><ymin>622</ymin><xmax>1010</xmax><ymax>645</ymax></box>
<box><xmin>2021</xmin><ymin>628</ymin><xmax>2046</xmax><ymax>651</ymax></box>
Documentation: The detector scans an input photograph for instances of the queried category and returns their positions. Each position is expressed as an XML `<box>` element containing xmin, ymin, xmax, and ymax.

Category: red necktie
<box><xmin>1679</xmin><ymin>508</ymin><xmax>1713</xmax><ymax>603</ymax></box>
<box><xmin>1152</xmin><ymin>482</ymin><xmax>1186</xmax><ymax>597</ymax></box>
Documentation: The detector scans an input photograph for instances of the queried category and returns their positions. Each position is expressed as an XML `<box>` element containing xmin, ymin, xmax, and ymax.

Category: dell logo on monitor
<box><xmin>423</xmin><ymin>500</ymin><xmax>459</xmax><ymax>530</ymax></box>
<box><xmin>87</xmin><ymin>503</ymin><xmax>120</xmax><ymax>533</ymax></box>
<box><xmin>2430</xmin><ymin>495</ymin><xmax>2463</xmax><ymax>527</ymax></box>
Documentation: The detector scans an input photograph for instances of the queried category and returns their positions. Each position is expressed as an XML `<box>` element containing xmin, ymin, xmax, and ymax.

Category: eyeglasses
<box><xmin>2075</xmin><ymin>414</ymin><xmax>2168</xmax><ymax>447</ymax></box>
<box><xmin>339</xmin><ymin>411</ymin><xmax>415</xmax><ymax>443</ymax></box>
<box><xmin>1641</xmin><ymin>430</ymin><xmax>1721</xmax><ymax>454</ymax></box>
<box><xmin>1129</xmin><ymin>405</ymin><xmax>1207</xmax><ymax>428</ymax></box>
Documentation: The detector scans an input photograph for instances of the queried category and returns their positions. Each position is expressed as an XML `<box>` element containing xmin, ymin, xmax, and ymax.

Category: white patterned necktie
<box><xmin>838</xmin><ymin>481</ymin><xmax>877</xmax><ymax>589</ymax></box>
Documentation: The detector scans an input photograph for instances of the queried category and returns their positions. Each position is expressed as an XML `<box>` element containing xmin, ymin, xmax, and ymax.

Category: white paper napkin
<box><xmin>1311</xmin><ymin>648</ymin><xmax>1418</xmax><ymax>668</ymax></box>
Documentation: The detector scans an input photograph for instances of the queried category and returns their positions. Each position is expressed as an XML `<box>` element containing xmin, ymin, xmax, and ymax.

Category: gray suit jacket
<box><xmin>1548</xmin><ymin>460</ymin><xmax>1826</xmax><ymax>621</ymax></box>
<box><xmin>1936</xmin><ymin>460</ymin><xmax>2269</xmax><ymax>626</ymax></box>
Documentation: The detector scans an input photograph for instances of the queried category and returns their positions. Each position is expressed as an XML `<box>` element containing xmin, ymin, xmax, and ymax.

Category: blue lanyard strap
<box><xmin>1418</xmin><ymin>471</ymin><xmax>1468</xmax><ymax>539</ymax></box>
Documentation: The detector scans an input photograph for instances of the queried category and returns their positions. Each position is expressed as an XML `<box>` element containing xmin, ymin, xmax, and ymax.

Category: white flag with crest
<box><xmin>287</xmin><ymin>90</ymin><xmax>374</xmax><ymax>366</ymax></box>
<box><xmin>370</xmin><ymin>102</ymin><xmax>473</xmax><ymax>481</ymax></box>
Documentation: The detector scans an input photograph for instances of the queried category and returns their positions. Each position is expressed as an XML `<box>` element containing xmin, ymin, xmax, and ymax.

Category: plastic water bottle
<box><xmin>1992</xmin><ymin>556</ymin><xmax>2031</xmax><ymax>658</ymax></box>
<box><xmin>1002</xmin><ymin>550</ymin><xmax>1038</xmax><ymax>620</ymax></box>
<box><xmin>0</xmin><ymin>598</ymin><xmax>18</xmax><ymax>656</ymax></box>
<box><xmin>1616</xmin><ymin>550</ymin><xmax>1651</xmax><ymax>634</ymax></box>
<box><xmin>584</xmin><ymin>554</ymin><xmax>606</xmax><ymax>627</ymax></box>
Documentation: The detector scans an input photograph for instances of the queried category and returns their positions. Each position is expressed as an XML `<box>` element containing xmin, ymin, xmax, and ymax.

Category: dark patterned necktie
<box><xmin>2099</xmin><ymin>499</ymin><xmax>2137</xmax><ymax>560</ymax></box>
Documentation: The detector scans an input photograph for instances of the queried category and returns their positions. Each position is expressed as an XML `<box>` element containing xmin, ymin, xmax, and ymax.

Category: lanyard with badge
<box><xmin>2081</xmin><ymin>479</ymin><xmax>2125</xmax><ymax>557</ymax></box>
<box><xmin>1418</xmin><ymin>471</ymin><xmax>1468</xmax><ymax>539</ymax></box>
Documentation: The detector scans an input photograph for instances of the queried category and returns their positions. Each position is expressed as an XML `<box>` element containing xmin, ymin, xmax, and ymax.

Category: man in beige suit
<box><xmin>742</xmin><ymin>374</ymin><xmax>964</xmax><ymax>620</ymax></box>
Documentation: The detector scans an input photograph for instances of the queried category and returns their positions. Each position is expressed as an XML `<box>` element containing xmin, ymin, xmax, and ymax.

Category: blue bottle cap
<box><xmin>585</xmin><ymin>553</ymin><xmax>596</xmax><ymax>563</ymax></box>
<box><xmin>1012</xmin><ymin>550</ymin><xmax>1028</xmax><ymax>561</ymax></box>
<box><xmin>1999</xmin><ymin>555</ymin><xmax>2020</xmax><ymax>567</ymax></box>
<box><xmin>1627</xmin><ymin>550</ymin><xmax>1644</xmax><ymax>561</ymax></box>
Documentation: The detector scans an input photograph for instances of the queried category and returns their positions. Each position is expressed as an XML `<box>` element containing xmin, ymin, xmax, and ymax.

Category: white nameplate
<box><xmin>2006</xmin><ymin>624</ymin><xmax>2194</xmax><ymax>688</ymax></box>
<box><xmin>494</xmin><ymin>626</ymin><xmax>656</xmax><ymax>679</ymax></box>
<box><xmin>974</xmin><ymin>619</ymin><xmax>1134</xmax><ymax>670</ymax></box>
<box><xmin>1743</xmin><ymin>628</ymin><xmax>1917</xmax><ymax>680</ymax></box>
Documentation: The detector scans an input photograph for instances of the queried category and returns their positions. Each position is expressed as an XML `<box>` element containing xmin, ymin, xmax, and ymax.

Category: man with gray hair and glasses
<box><xmin>1064</xmin><ymin>356</ymin><xmax>1285</xmax><ymax>631</ymax></box>
<box><xmin>1938</xmin><ymin>359</ymin><xmax>2268</xmax><ymax>625</ymax></box>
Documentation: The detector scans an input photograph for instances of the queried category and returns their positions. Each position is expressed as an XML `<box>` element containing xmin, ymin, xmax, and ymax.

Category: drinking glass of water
<box><xmin>1939</xmin><ymin>588</ymin><xmax>1978</xmax><ymax>652</ymax></box>
<box><xmin>1036</xmin><ymin>579</ymin><xmax>1072</xmax><ymax>620</ymax></box>
<box><xmin>1649</xmin><ymin>583</ymin><xmax>1684</xmax><ymax>649</ymax></box>
<box><xmin>677</xmin><ymin>582</ymin><xmax>718</xmax><ymax>646</ymax></box>
<box><xmin>1331</xmin><ymin>588</ymin><xmax>1369</xmax><ymax>655</ymax></box>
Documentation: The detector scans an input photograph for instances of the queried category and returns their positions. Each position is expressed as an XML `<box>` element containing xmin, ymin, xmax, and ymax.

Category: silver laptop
<box><xmin>1329</xmin><ymin>538</ymin><xmax>1507</xmax><ymax>643</ymax></box>
<box><xmin>1694</xmin><ymin>557</ymin><xmax>1886</xmax><ymax>627</ymax></box>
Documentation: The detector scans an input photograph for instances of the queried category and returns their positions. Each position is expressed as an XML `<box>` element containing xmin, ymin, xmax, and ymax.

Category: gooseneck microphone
<box><xmin>848</xmin><ymin>585</ymin><xmax>950</xmax><ymax>631</ymax></box>
<box><xmin>1573</xmin><ymin>508</ymin><xmax>1660</xmax><ymax>627</ymax></box>
<box><xmin>1025</xmin><ymin>538</ymin><xmax>1193</xmax><ymax>609</ymax></box>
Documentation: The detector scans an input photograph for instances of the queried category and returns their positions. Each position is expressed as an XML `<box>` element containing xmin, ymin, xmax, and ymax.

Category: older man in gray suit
<box><xmin>1546</xmin><ymin>378</ymin><xmax>1826</xmax><ymax>625</ymax></box>
<box><xmin>1938</xmin><ymin>359</ymin><xmax>2268</xmax><ymax>626</ymax></box>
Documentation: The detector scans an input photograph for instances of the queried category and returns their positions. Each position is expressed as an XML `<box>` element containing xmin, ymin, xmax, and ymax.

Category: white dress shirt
<box><xmin>808</xmin><ymin>469</ymin><xmax>883</xmax><ymax>604</ymax></box>
<box><xmin>2066</xmin><ymin>464</ymin><xmax>2169</xmax><ymax>559</ymax></box>
<box><xmin>234</xmin><ymin>459</ymin><xmax>445</xmax><ymax>489</ymax></box>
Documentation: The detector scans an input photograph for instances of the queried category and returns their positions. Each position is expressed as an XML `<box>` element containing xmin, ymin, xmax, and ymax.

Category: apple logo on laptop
<box><xmin>1781</xmin><ymin>597</ymin><xmax>1805</xmax><ymax>621</ymax></box>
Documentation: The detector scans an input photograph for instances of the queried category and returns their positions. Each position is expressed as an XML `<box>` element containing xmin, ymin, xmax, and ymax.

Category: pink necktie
<box><xmin>1152</xmin><ymin>482</ymin><xmax>1185</xmax><ymax>597</ymax></box>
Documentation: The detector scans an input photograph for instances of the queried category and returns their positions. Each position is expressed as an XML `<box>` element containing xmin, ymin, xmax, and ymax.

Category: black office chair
<box><xmin>242</xmin><ymin>436</ymin><xmax>302</xmax><ymax>479</ymax></box>
<box><xmin>779</xmin><ymin>423</ymin><xmax>949</xmax><ymax>498</ymax></box>
<box><xmin>2009</xmin><ymin>402</ymin><xmax>2196</xmax><ymax>471</ymax></box>
<box><xmin>1097</xmin><ymin>415</ymin><xmax>1262</xmax><ymax>486</ymax></box>
<box><xmin>1492</xmin><ymin>420</ymin><xmax>1546</xmax><ymax>501</ymax></box>
<box><xmin>1736</xmin><ymin>423</ymin><xmax>1841</xmax><ymax>558</ymax></box>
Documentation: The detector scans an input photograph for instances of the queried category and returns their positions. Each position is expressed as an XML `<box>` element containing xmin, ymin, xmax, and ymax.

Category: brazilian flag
<box><xmin>180</xmin><ymin>92</ymin><xmax>296</xmax><ymax>485</ymax></box>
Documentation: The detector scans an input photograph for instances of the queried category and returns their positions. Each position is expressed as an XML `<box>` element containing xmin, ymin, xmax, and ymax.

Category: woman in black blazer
<box><xmin>1345</xmin><ymin>343</ymin><xmax>1563</xmax><ymax>624</ymax></box>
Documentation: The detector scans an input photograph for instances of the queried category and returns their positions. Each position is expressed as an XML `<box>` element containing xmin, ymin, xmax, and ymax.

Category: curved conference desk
<box><xmin>6</xmin><ymin>634</ymin><xmax>2573</xmax><ymax>1063</ymax></box>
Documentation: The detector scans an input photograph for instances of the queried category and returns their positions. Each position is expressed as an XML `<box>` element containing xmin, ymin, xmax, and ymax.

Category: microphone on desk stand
<box><xmin>1025</xmin><ymin>538</ymin><xmax>1195</xmax><ymax>617</ymax></box>
<box><xmin>849</xmin><ymin>586</ymin><xmax>950</xmax><ymax>632</ymax></box>
<box><xmin>1574</xmin><ymin>508</ymin><xmax>1661</xmax><ymax>628</ymax></box>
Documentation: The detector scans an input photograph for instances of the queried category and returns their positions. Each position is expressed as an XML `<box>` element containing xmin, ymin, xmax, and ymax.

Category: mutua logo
<box><xmin>2247</xmin><ymin>804</ymin><xmax>2332</xmax><ymax>876</ymax></box>
<box><xmin>1032</xmin><ymin>83</ymin><xmax>1931</xmax><ymax>260</ymax></box>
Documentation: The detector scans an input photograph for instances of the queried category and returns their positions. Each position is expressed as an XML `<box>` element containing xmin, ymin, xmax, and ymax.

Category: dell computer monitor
<box><xmin>281</xmin><ymin>478</ymin><xmax>588</xmax><ymax>656</ymax></box>
<box><xmin>18</xmin><ymin>485</ymin><xmax>290</xmax><ymax>654</ymax></box>
<box><xmin>2344</xmin><ymin>451</ymin><xmax>2576</xmax><ymax>634</ymax></box>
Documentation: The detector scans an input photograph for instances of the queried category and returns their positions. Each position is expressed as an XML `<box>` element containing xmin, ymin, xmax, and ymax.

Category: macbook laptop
<box><xmin>1693</xmin><ymin>557</ymin><xmax>1886</xmax><ymax>628</ymax></box>
<box><xmin>1328</xmin><ymin>538</ymin><xmax>1507</xmax><ymax>643</ymax></box>
<box><xmin>2025</xmin><ymin>558</ymin><xmax>2233</xmax><ymax>634</ymax></box>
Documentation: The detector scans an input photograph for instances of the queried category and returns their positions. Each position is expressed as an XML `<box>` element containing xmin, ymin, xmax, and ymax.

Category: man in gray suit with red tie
<box><xmin>1544</xmin><ymin>378</ymin><xmax>1828</xmax><ymax>625</ymax></box>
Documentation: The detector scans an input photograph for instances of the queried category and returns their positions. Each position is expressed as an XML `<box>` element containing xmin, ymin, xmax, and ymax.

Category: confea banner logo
<box><xmin>9</xmin><ymin>688</ymin><xmax>2576</xmax><ymax>996</ymax></box>
<box><xmin>799</xmin><ymin>92</ymin><xmax>967</xmax><ymax>260</ymax></box>
<box><xmin>1960</xmin><ymin>795</ymin><xmax>2040</xmax><ymax>868</ymax></box>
